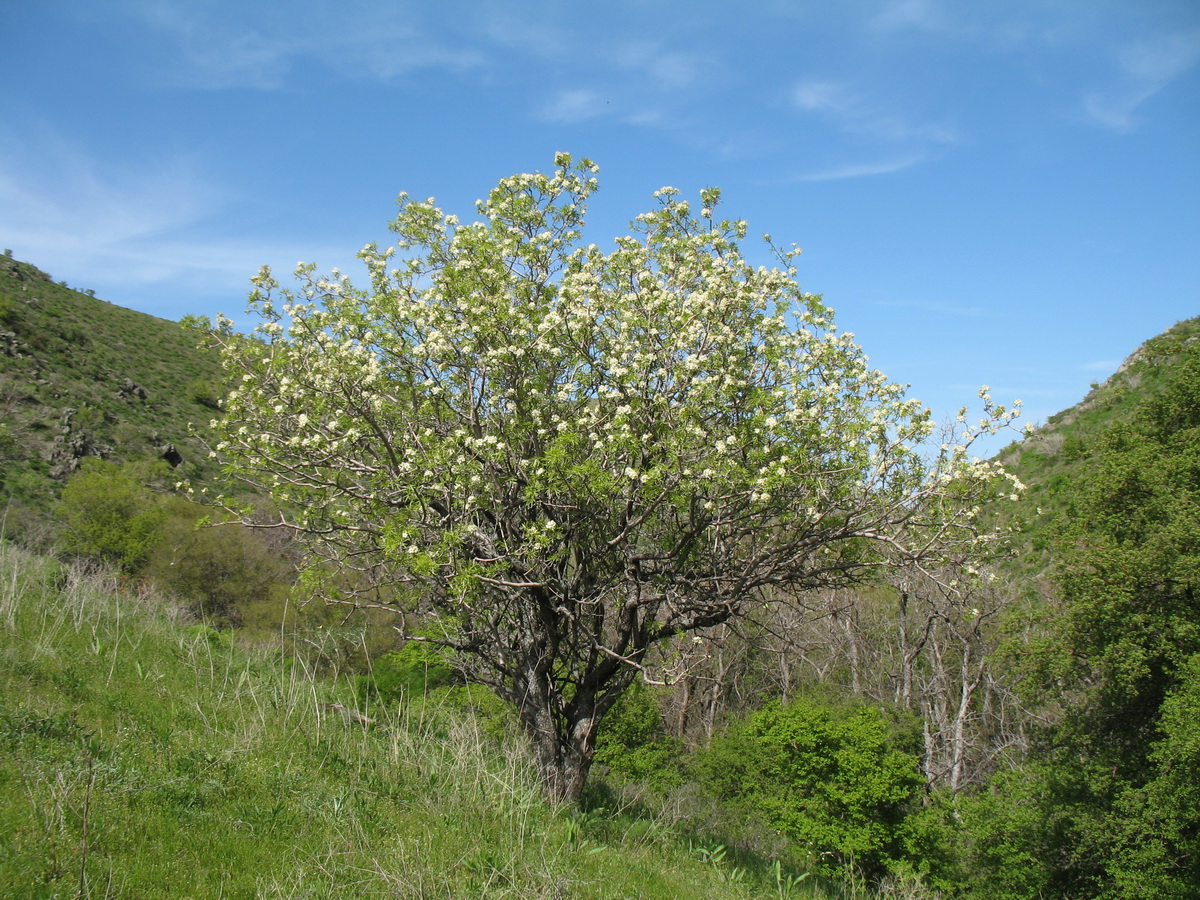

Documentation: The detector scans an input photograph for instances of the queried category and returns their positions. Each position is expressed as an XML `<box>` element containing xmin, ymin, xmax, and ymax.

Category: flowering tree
<box><xmin>201</xmin><ymin>154</ymin><xmax>1016</xmax><ymax>802</ymax></box>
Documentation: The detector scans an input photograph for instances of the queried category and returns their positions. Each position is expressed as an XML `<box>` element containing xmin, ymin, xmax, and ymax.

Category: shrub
<box><xmin>692</xmin><ymin>696</ymin><xmax>923</xmax><ymax>879</ymax></box>
<box><xmin>594</xmin><ymin>680</ymin><xmax>684</xmax><ymax>790</ymax></box>
<box><xmin>141</xmin><ymin>496</ymin><xmax>293</xmax><ymax>627</ymax></box>
<box><xmin>57</xmin><ymin>460</ymin><xmax>294</xmax><ymax>627</ymax></box>
<box><xmin>57</xmin><ymin>459</ymin><xmax>165</xmax><ymax>572</ymax></box>
<box><xmin>187</xmin><ymin>377</ymin><xmax>224</xmax><ymax>411</ymax></box>
<box><xmin>360</xmin><ymin>637</ymin><xmax>457</xmax><ymax>704</ymax></box>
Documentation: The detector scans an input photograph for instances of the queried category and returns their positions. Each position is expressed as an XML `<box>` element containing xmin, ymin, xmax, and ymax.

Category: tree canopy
<box><xmin>201</xmin><ymin>154</ymin><xmax>1016</xmax><ymax>801</ymax></box>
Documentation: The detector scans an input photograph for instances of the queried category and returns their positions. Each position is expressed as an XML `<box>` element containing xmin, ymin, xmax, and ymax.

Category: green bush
<box><xmin>1108</xmin><ymin>653</ymin><xmax>1200</xmax><ymax>897</ymax></box>
<box><xmin>57</xmin><ymin>459</ymin><xmax>165</xmax><ymax>572</ymax></box>
<box><xmin>186</xmin><ymin>377</ymin><xmax>224</xmax><ymax>411</ymax></box>
<box><xmin>141</xmin><ymin>496</ymin><xmax>293</xmax><ymax>627</ymax></box>
<box><xmin>594</xmin><ymin>680</ymin><xmax>684</xmax><ymax>790</ymax></box>
<box><xmin>948</xmin><ymin>765</ymin><xmax>1062</xmax><ymax>899</ymax></box>
<box><xmin>692</xmin><ymin>696</ymin><xmax>923</xmax><ymax>879</ymax></box>
<box><xmin>56</xmin><ymin>460</ymin><xmax>294</xmax><ymax>627</ymax></box>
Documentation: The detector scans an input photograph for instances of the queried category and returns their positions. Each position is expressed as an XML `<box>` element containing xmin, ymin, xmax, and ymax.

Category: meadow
<box><xmin>0</xmin><ymin>539</ymin><xmax>854</xmax><ymax>899</ymax></box>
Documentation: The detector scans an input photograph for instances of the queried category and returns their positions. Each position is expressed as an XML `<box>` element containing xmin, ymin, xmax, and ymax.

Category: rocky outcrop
<box><xmin>47</xmin><ymin>408</ymin><xmax>113</xmax><ymax>479</ymax></box>
<box><xmin>159</xmin><ymin>442</ymin><xmax>184</xmax><ymax>468</ymax></box>
<box><xmin>0</xmin><ymin>330</ymin><xmax>23</xmax><ymax>358</ymax></box>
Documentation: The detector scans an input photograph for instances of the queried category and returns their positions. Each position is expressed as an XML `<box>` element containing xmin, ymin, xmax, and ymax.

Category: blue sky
<box><xmin>2</xmin><ymin>1</ymin><xmax>1197</xmax><ymax>454</ymax></box>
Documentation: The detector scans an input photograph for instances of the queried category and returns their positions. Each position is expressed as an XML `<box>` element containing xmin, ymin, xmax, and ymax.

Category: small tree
<box><xmin>201</xmin><ymin>154</ymin><xmax>1014</xmax><ymax>802</ymax></box>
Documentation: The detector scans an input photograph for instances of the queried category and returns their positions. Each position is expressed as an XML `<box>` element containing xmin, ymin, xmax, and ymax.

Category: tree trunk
<box><xmin>896</xmin><ymin>587</ymin><xmax>914</xmax><ymax>708</ymax></box>
<box><xmin>841</xmin><ymin>604</ymin><xmax>862</xmax><ymax>695</ymax></box>
<box><xmin>703</xmin><ymin>626</ymin><xmax>730</xmax><ymax>741</ymax></box>
<box><xmin>510</xmin><ymin>662</ymin><xmax>630</xmax><ymax>804</ymax></box>
<box><xmin>673</xmin><ymin>674</ymin><xmax>692</xmax><ymax>739</ymax></box>
<box><xmin>517</xmin><ymin>699</ymin><xmax>599</xmax><ymax>804</ymax></box>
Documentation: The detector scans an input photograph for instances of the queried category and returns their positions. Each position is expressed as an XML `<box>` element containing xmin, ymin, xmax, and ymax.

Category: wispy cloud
<box><xmin>474</xmin><ymin>7</ymin><xmax>575</xmax><ymax>63</ymax></box>
<box><xmin>871</xmin><ymin>0</ymin><xmax>948</xmax><ymax>34</ymax></box>
<box><xmin>785</xmin><ymin>155</ymin><xmax>927</xmax><ymax>182</ymax></box>
<box><xmin>538</xmin><ymin>89</ymin><xmax>611</xmax><ymax>125</ymax></box>
<box><xmin>1082</xmin><ymin>30</ymin><xmax>1200</xmax><ymax>132</ymax></box>
<box><xmin>793</xmin><ymin>80</ymin><xmax>857</xmax><ymax>115</ymax></box>
<box><xmin>615</xmin><ymin>42</ymin><xmax>702</xmax><ymax>91</ymax></box>
<box><xmin>123</xmin><ymin>0</ymin><xmax>483</xmax><ymax>90</ymax></box>
<box><xmin>872</xmin><ymin>297</ymin><xmax>996</xmax><ymax>318</ymax></box>
<box><xmin>532</xmin><ymin>38</ymin><xmax>707</xmax><ymax>129</ymax></box>
<box><xmin>0</xmin><ymin>130</ymin><xmax>300</xmax><ymax>308</ymax></box>
<box><xmin>783</xmin><ymin>76</ymin><xmax>956</xmax><ymax>180</ymax></box>
<box><xmin>867</xmin><ymin>0</ymin><xmax>1061</xmax><ymax>49</ymax></box>
<box><xmin>790</xmin><ymin>78</ymin><xmax>959</xmax><ymax>145</ymax></box>
<box><xmin>0</xmin><ymin>133</ymin><xmax>223</xmax><ymax>252</ymax></box>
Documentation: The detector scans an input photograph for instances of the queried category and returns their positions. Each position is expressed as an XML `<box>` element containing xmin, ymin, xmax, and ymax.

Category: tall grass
<box><xmin>0</xmin><ymin>541</ymin><xmax>850</xmax><ymax>899</ymax></box>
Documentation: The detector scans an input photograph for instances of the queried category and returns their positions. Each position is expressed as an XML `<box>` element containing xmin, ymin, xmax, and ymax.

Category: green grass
<box><xmin>0</xmin><ymin>540</ymin><xmax>856</xmax><ymax>899</ymax></box>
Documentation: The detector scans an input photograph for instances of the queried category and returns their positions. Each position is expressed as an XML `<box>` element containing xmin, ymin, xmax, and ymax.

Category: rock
<box><xmin>47</xmin><ymin>407</ymin><xmax>113</xmax><ymax>478</ymax></box>
<box><xmin>0</xmin><ymin>330</ymin><xmax>23</xmax><ymax>357</ymax></box>
<box><xmin>160</xmin><ymin>443</ymin><xmax>184</xmax><ymax>467</ymax></box>
<box><xmin>118</xmin><ymin>377</ymin><xmax>149</xmax><ymax>401</ymax></box>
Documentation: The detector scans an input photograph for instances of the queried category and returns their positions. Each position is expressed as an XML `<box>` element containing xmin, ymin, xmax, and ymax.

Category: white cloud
<box><xmin>615</xmin><ymin>42</ymin><xmax>702</xmax><ymax>91</ymax></box>
<box><xmin>1081</xmin><ymin>30</ymin><xmax>1200</xmax><ymax>132</ymax></box>
<box><xmin>871</xmin><ymin>0</ymin><xmax>948</xmax><ymax>34</ymax></box>
<box><xmin>872</xmin><ymin>297</ymin><xmax>995</xmax><ymax>318</ymax></box>
<box><xmin>786</xmin><ymin>154</ymin><xmax>927</xmax><ymax>182</ymax></box>
<box><xmin>867</xmin><ymin>0</ymin><xmax>1063</xmax><ymax>48</ymax></box>
<box><xmin>792</xmin><ymin>80</ymin><xmax>857</xmax><ymax>114</ymax></box>
<box><xmin>525</xmin><ymin>36</ymin><xmax>707</xmax><ymax>129</ymax></box>
<box><xmin>334</xmin><ymin>21</ymin><xmax>486</xmax><ymax>82</ymax></box>
<box><xmin>790</xmin><ymin>78</ymin><xmax>959</xmax><ymax>145</ymax></box>
<box><xmin>0</xmin><ymin>137</ymin><xmax>223</xmax><ymax>252</ymax></box>
<box><xmin>124</xmin><ymin>0</ymin><xmax>484</xmax><ymax>90</ymax></box>
<box><xmin>0</xmin><ymin>131</ymin><xmax>307</xmax><ymax>309</ymax></box>
<box><xmin>784</xmin><ymin>76</ymin><xmax>958</xmax><ymax>180</ymax></box>
<box><xmin>539</xmin><ymin>89</ymin><xmax>610</xmax><ymax>124</ymax></box>
<box><xmin>474</xmin><ymin>7</ymin><xmax>575</xmax><ymax>62</ymax></box>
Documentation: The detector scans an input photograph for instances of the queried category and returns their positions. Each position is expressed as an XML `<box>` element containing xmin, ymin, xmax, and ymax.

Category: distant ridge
<box><xmin>1002</xmin><ymin>315</ymin><xmax>1198</xmax><ymax>467</ymax></box>
<box><xmin>995</xmin><ymin>314</ymin><xmax>1200</xmax><ymax>567</ymax></box>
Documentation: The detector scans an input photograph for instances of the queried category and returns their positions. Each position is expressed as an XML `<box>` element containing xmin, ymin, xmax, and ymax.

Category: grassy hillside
<box><xmin>7</xmin><ymin>251</ymin><xmax>1190</xmax><ymax>896</ymax></box>
<box><xmin>1001</xmin><ymin>315</ymin><xmax>1200</xmax><ymax>479</ymax></box>
<box><xmin>0</xmin><ymin>255</ymin><xmax>223</xmax><ymax>516</ymax></box>
<box><xmin>0</xmin><ymin>540</ymin><xmax>845</xmax><ymax>899</ymax></box>
<box><xmin>993</xmin><ymin>315</ymin><xmax>1200</xmax><ymax>568</ymax></box>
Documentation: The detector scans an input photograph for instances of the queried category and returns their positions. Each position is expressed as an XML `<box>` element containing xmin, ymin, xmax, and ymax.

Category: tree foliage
<box><xmin>202</xmin><ymin>154</ymin><xmax>1016</xmax><ymax>802</ymax></box>
<box><xmin>593</xmin><ymin>680</ymin><xmax>684</xmax><ymax>790</ymax></box>
<box><xmin>963</xmin><ymin>335</ymin><xmax>1200</xmax><ymax>897</ymax></box>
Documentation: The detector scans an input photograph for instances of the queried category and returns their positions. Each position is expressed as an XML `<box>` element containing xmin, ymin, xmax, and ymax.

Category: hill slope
<box><xmin>0</xmin><ymin>255</ymin><xmax>223</xmax><ymax>511</ymax></box>
<box><xmin>0</xmin><ymin>539</ymin><xmax>832</xmax><ymax>898</ymax></box>
<box><xmin>994</xmin><ymin>315</ymin><xmax>1200</xmax><ymax>567</ymax></box>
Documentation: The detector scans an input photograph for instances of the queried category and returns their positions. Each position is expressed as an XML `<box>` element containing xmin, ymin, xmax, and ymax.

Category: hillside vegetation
<box><xmin>995</xmin><ymin>315</ymin><xmax>1200</xmax><ymax>568</ymax></box>
<box><xmin>0</xmin><ymin>254</ymin><xmax>223</xmax><ymax>525</ymax></box>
